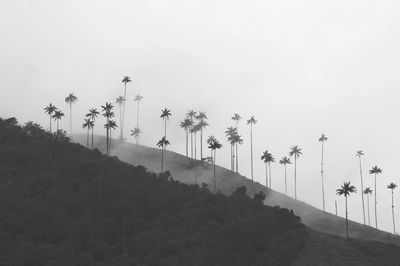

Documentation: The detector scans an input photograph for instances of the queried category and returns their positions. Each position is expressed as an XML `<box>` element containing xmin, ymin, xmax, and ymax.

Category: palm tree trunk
<box><xmin>161</xmin><ymin>146</ymin><xmax>164</xmax><ymax>172</ymax></box>
<box><xmin>49</xmin><ymin>115</ymin><xmax>52</xmax><ymax>132</ymax></box>
<box><xmin>185</xmin><ymin>131</ymin><xmax>188</xmax><ymax>157</ymax></box>
<box><xmin>190</xmin><ymin>129</ymin><xmax>193</xmax><ymax>159</ymax></box>
<box><xmin>164</xmin><ymin>118</ymin><xmax>167</xmax><ymax>138</ymax></box>
<box><xmin>345</xmin><ymin>195</ymin><xmax>349</xmax><ymax>239</ymax></box>
<box><xmin>137</xmin><ymin>102</ymin><xmax>140</xmax><ymax>128</ymax></box>
<box><xmin>269</xmin><ymin>161</ymin><xmax>272</xmax><ymax>189</ymax></box>
<box><xmin>57</xmin><ymin>120</ymin><xmax>59</xmax><ymax>132</ymax></box>
<box><xmin>265</xmin><ymin>163</ymin><xmax>268</xmax><ymax>189</ymax></box>
<box><xmin>375</xmin><ymin>173</ymin><xmax>378</xmax><ymax>229</ymax></box>
<box><xmin>213</xmin><ymin>150</ymin><xmax>216</xmax><ymax>192</ymax></box>
<box><xmin>359</xmin><ymin>157</ymin><xmax>366</xmax><ymax>225</ymax></box>
<box><xmin>109</xmin><ymin>130</ymin><xmax>112</xmax><ymax>156</ymax></box>
<box><xmin>200</xmin><ymin>128</ymin><xmax>203</xmax><ymax>160</ymax></box>
<box><xmin>122</xmin><ymin>83</ymin><xmax>127</xmax><ymax>140</ymax></box>
<box><xmin>284</xmin><ymin>164</ymin><xmax>287</xmax><ymax>195</ymax></box>
<box><xmin>294</xmin><ymin>157</ymin><xmax>297</xmax><ymax>200</ymax></box>
<box><xmin>235</xmin><ymin>143</ymin><xmax>239</xmax><ymax>173</ymax></box>
<box><xmin>392</xmin><ymin>190</ymin><xmax>396</xmax><ymax>234</ymax></box>
<box><xmin>119</xmin><ymin>105</ymin><xmax>123</xmax><ymax>139</ymax></box>
<box><xmin>194</xmin><ymin>132</ymin><xmax>197</xmax><ymax>160</ymax></box>
<box><xmin>69</xmin><ymin>103</ymin><xmax>72</xmax><ymax>135</ymax></box>
<box><xmin>250</xmin><ymin>124</ymin><xmax>253</xmax><ymax>181</ymax></box>
<box><xmin>230</xmin><ymin>144</ymin><xmax>233</xmax><ymax>171</ymax></box>
<box><xmin>106</xmin><ymin>128</ymin><xmax>109</xmax><ymax>156</ymax></box>
<box><xmin>86</xmin><ymin>128</ymin><xmax>89</xmax><ymax>148</ymax></box>
<box><xmin>367</xmin><ymin>194</ymin><xmax>371</xmax><ymax>226</ymax></box>
<box><xmin>321</xmin><ymin>142</ymin><xmax>325</xmax><ymax>212</ymax></box>
<box><xmin>91</xmin><ymin>127</ymin><xmax>94</xmax><ymax>149</ymax></box>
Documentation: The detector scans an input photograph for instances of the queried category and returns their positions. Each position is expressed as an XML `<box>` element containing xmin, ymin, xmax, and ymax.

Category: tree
<box><xmin>247</xmin><ymin>116</ymin><xmax>257</xmax><ymax>181</ymax></box>
<box><xmin>363</xmin><ymin>187</ymin><xmax>373</xmax><ymax>226</ymax></box>
<box><xmin>319</xmin><ymin>134</ymin><xmax>328</xmax><ymax>211</ymax></box>
<box><xmin>186</xmin><ymin>110</ymin><xmax>197</xmax><ymax>158</ymax></box>
<box><xmin>160</xmin><ymin>108</ymin><xmax>171</xmax><ymax>139</ymax></box>
<box><xmin>134</xmin><ymin>95</ymin><xmax>143</xmax><ymax>129</ymax></box>
<box><xmin>52</xmin><ymin>110</ymin><xmax>65</xmax><ymax>132</ymax></box>
<box><xmin>121</xmin><ymin>76</ymin><xmax>132</xmax><ymax>139</ymax></box>
<box><xmin>279</xmin><ymin>157</ymin><xmax>292</xmax><ymax>195</ymax></box>
<box><xmin>82</xmin><ymin>118</ymin><xmax>94</xmax><ymax>148</ymax></box>
<box><xmin>130</xmin><ymin>127</ymin><xmax>142</xmax><ymax>145</ymax></box>
<box><xmin>86</xmin><ymin>108</ymin><xmax>100</xmax><ymax>149</ymax></box>
<box><xmin>190</xmin><ymin>123</ymin><xmax>201</xmax><ymax>160</ymax></box>
<box><xmin>232</xmin><ymin>133</ymin><xmax>243</xmax><ymax>173</ymax></box>
<box><xmin>116</xmin><ymin>96</ymin><xmax>126</xmax><ymax>140</ymax></box>
<box><xmin>180</xmin><ymin>118</ymin><xmax>192</xmax><ymax>157</ymax></box>
<box><xmin>105</xmin><ymin>120</ymin><xmax>117</xmax><ymax>155</ymax></box>
<box><xmin>156</xmin><ymin>136</ymin><xmax>170</xmax><ymax>172</ymax></box>
<box><xmin>336</xmin><ymin>181</ymin><xmax>357</xmax><ymax>239</ymax></box>
<box><xmin>231</xmin><ymin>113</ymin><xmax>241</xmax><ymax>173</ymax></box>
<box><xmin>196</xmin><ymin>112</ymin><xmax>208</xmax><ymax>160</ymax></box>
<box><xmin>261</xmin><ymin>151</ymin><xmax>270</xmax><ymax>188</ymax></box>
<box><xmin>225</xmin><ymin>126</ymin><xmax>237</xmax><ymax>171</ymax></box>
<box><xmin>208</xmin><ymin>139</ymin><xmax>222</xmax><ymax>192</ymax></box>
<box><xmin>387</xmin><ymin>182</ymin><xmax>397</xmax><ymax>234</ymax></box>
<box><xmin>44</xmin><ymin>103</ymin><xmax>57</xmax><ymax>132</ymax></box>
<box><xmin>369</xmin><ymin>165</ymin><xmax>382</xmax><ymax>229</ymax></box>
<box><xmin>356</xmin><ymin>150</ymin><xmax>366</xmax><ymax>225</ymax></box>
<box><xmin>289</xmin><ymin>145</ymin><xmax>302</xmax><ymax>200</ymax></box>
<box><xmin>101</xmin><ymin>103</ymin><xmax>114</xmax><ymax>156</ymax></box>
<box><xmin>65</xmin><ymin>93</ymin><xmax>78</xmax><ymax>134</ymax></box>
<box><xmin>206</xmin><ymin>135</ymin><xmax>216</xmax><ymax>159</ymax></box>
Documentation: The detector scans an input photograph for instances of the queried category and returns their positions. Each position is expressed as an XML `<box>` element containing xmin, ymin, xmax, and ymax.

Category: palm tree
<box><xmin>116</xmin><ymin>96</ymin><xmax>126</xmax><ymax>140</ymax></box>
<box><xmin>156</xmin><ymin>136</ymin><xmax>170</xmax><ymax>172</ymax></box>
<box><xmin>369</xmin><ymin>165</ymin><xmax>382</xmax><ymax>229</ymax></box>
<box><xmin>261</xmin><ymin>151</ymin><xmax>270</xmax><ymax>188</ymax></box>
<box><xmin>289</xmin><ymin>145</ymin><xmax>303</xmax><ymax>200</ymax></box>
<box><xmin>232</xmin><ymin>133</ymin><xmax>243</xmax><ymax>173</ymax></box>
<box><xmin>160</xmin><ymin>108</ymin><xmax>171</xmax><ymax>138</ymax></box>
<box><xmin>130</xmin><ymin>127</ymin><xmax>142</xmax><ymax>145</ymax></box>
<box><xmin>231</xmin><ymin>113</ymin><xmax>241</xmax><ymax>129</ymax></box>
<box><xmin>196</xmin><ymin>112</ymin><xmax>208</xmax><ymax>159</ymax></box>
<box><xmin>336</xmin><ymin>181</ymin><xmax>357</xmax><ymax>239</ymax></box>
<box><xmin>319</xmin><ymin>134</ymin><xmax>328</xmax><ymax>211</ymax></box>
<box><xmin>225</xmin><ymin>126</ymin><xmax>237</xmax><ymax>171</ymax></box>
<box><xmin>86</xmin><ymin>108</ymin><xmax>100</xmax><ymax>149</ymax></box>
<box><xmin>82</xmin><ymin>118</ymin><xmax>94</xmax><ymax>148</ymax></box>
<box><xmin>206</xmin><ymin>135</ymin><xmax>216</xmax><ymax>159</ymax></box>
<box><xmin>247</xmin><ymin>116</ymin><xmax>257</xmax><ymax>181</ymax></box>
<box><xmin>101</xmin><ymin>102</ymin><xmax>114</xmax><ymax>156</ymax></box>
<box><xmin>191</xmin><ymin>123</ymin><xmax>202</xmax><ymax>160</ymax></box>
<box><xmin>186</xmin><ymin>110</ymin><xmax>197</xmax><ymax>158</ymax></box>
<box><xmin>356</xmin><ymin>150</ymin><xmax>366</xmax><ymax>225</ymax></box>
<box><xmin>134</xmin><ymin>95</ymin><xmax>143</xmax><ymax>128</ymax></box>
<box><xmin>208</xmin><ymin>139</ymin><xmax>222</xmax><ymax>192</ymax></box>
<box><xmin>279</xmin><ymin>157</ymin><xmax>292</xmax><ymax>195</ymax></box>
<box><xmin>121</xmin><ymin>76</ymin><xmax>132</xmax><ymax>139</ymax></box>
<box><xmin>106</xmin><ymin>120</ymin><xmax>117</xmax><ymax>155</ymax></box>
<box><xmin>231</xmin><ymin>113</ymin><xmax>241</xmax><ymax>172</ymax></box>
<box><xmin>387</xmin><ymin>182</ymin><xmax>397</xmax><ymax>234</ymax></box>
<box><xmin>180</xmin><ymin>118</ymin><xmax>192</xmax><ymax>157</ymax></box>
<box><xmin>52</xmin><ymin>110</ymin><xmax>65</xmax><ymax>132</ymax></box>
<box><xmin>363</xmin><ymin>187</ymin><xmax>373</xmax><ymax>226</ymax></box>
<box><xmin>44</xmin><ymin>103</ymin><xmax>57</xmax><ymax>132</ymax></box>
<box><xmin>65</xmin><ymin>93</ymin><xmax>78</xmax><ymax>135</ymax></box>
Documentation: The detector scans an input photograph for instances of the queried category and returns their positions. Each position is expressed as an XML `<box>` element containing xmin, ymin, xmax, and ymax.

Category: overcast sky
<box><xmin>1</xmin><ymin>0</ymin><xmax>400</xmax><ymax>233</ymax></box>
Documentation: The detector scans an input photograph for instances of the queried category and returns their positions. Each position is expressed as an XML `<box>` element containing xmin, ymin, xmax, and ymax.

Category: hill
<box><xmin>0</xmin><ymin>118</ymin><xmax>306</xmax><ymax>265</ymax></box>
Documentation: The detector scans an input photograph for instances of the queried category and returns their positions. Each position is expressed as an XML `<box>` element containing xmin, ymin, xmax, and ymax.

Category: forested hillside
<box><xmin>0</xmin><ymin>117</ymin><xmax>305</xmax><ymax>266</ymax></box>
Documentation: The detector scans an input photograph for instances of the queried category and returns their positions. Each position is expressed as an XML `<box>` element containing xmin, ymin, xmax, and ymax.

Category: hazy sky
<box><xmin>1</xmin><ymin>0</ymin><xmax>400</xmax><ymax>233</ymax></box>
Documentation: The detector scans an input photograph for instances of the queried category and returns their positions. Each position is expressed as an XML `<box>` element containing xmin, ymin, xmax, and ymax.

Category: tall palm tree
<box><xmin>319</xmin><ymin>134</ymin><xmax>328</xmax><ymax>211</ymax></box>
<box><xmin>116</xmin><ymin>96</ymin><xmax>126</xmax><ymax>140</ymax></box>
<box><xmin>82</xmin><ymin>118</ymin><xmax>94</xmax><ymax>148</ymax></box>
<box><xmin>52</xmin><ymin>110</ymin><xmax>65</xmax><ymax>132</ymax></box>
<box><xmin>206</xmin><ymin>135</ymin><xmax>216</xmax><ymax>159</ymax></box>
<box><xmin>65</xmin><ymin>93</ymin><xmax>78</xmax><ymax>135</ymax></box>
<box><xmin>231</xmin><ymin>113</ymin><xmax>241</xmax><ymax>172</ymax></box>
<box><xmin>369</xmin><ymin>165</ymin><xmax>382</xmax><ymax>229</ymax></box>
<box><xmin>289</xmin><ymin>145</ymin><xmax>302</xmax><ymax>200</ymax></box>
<box><xmin>44</xmin><ymin>103</ymin><xmax>57</xmax><ymax>132</ymax></box>
<box><xmin>160</xmin><ymin>108</ymin><xmax>171</xmax><ymax>138</ymax></box>
<box><xmin>231</xmin><ymin>113</ymin><xmax>241</xmax><ymax>129</ymax></box>
<box><xmin>232</xmin><ymin>133</ymin><xmax>243</xmax><ymax>173</ymax></box>
<box><xmin>130</xmin><ymin>127</ymin><xmax>142</xmax><ymax>145</ymax></box>
<box><xmin>180</xmin><ymin>118</ymin><xmax>192</xmax><ymax>157</ymax></box>
<box><xmin>261</xmin><ymin>151</ymin><xmax>270</xmax><ymax>188</ymax></box>
<box><xmin>279</xmin><ymin>157</ymin><xmax>292</xmax><ymax>195</ymax></box>
<box><xmin>156</xmin><ymin>136</ymin><xmax>170</xmax><ymax>172</ymax></box>
<box><xmin>208</xmin><ymin>139</ymin><xmax>222</xmax><ymax>192</ymax></box>
<box><xmin>363</xmin><ymin>187</ymin><xmax>373</xmax><ymax>226</ymax></box>
<box><xmin>106</xmin><ymin>120</ymin><xmax>117</xmax><ymax>155</ymax></box>
<box><xmin>387</xmin><ymin>182</ymin><xmax>397</xmax><ymax>234</ymax></box>
<box><xmin>247</xmin><ymin>116</ymin><xmax>257</xmax><ymax>181</ymax></box>
<box><xmin>191</xmin><ymin>123</ymin><xmax>202</xmax><ymax>160</ymax></box>
<box><xmin>336</xmin><ymin>181</ymin><xmax>357</xmax><ymax>239</ymax></box>
<box><xmin>225</xmin><ymin>126</ymin><xmax>237</xmax><ymax>171</ymax></box>
<box><xmin>121</xmin><ymin>76</ymin><xmax>132</xmax><ymax>139</ymax></box>
<box><xmin>356</xmin><ymin>150</ymin><xmax>366</xmax><ymax>225</ymax></box>
<box><xmin>186</xmin><ymin>110</ymin><xmax>197</xmax><ymax>159</ymax></box>
<box><xmin>101</xmin><ymin>102</ymin><xmax>114</xmax><ymax>156</ymax></box>
<box><xmin>86</xmin><ymin>108</ymin><xmax>100</xmax><ymax>149</ymax></box>
<box><xmin>134</xmin><ymin>95</ymin><xmax>143</xmax><ymax>128</ymax></box>
<box><xmin>196</xmin><ymin>112</ymin><xmax>208</xmax><ymax>159</ymax></box>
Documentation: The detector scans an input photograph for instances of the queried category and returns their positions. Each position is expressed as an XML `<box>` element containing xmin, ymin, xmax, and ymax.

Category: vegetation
<box><xmin>369</xmin><ymin>166</ymin><xmax>382</xmax><ymax>229</ymax></box>
<box><xmin>336</xmin><ymin>182</ymin><xmax>357</xmax><ymax>239</ymax></box>
<box><xmin>208</xmin><ymin>138</ymin><xmax>223</xmax><ymax>193</ymax></box>
<box><xmin>387</xmin><ymin>183</ymin><xmax>397</xmax><ymax>234</ymax></box>
<box><xmin>246</xmin><ymin>116</ymin><xmax>257</xmax><ymax>181</ymax></box>
<box><xmin>65</xmin><ymin>93</ymin><xmax>78</xmax><ymax>134</ymax></box>
<box><xmin>318</xmin><ymin>134</ymin><xmax>328</xmax><ymax>211</ymax></box>
<box><xmin>356</xmin><ymin>150</ymin><xmax>366</xmax><ymax>225</ymax></box>
<box><xmin>0</xmin><ymin>117</ymin><xmax>306</xmax><ymax>265</ymax></box>
<box><xmin>121</xmin><ymin>76</ymin><xmax>132</xmax><ymax>140</ymax></box>
<box><xmin>279</xmin><ymin>157</ymin><xmax>292</xmax><ymax>195</ymax></box>
<box><xmin>289</xmin><ymin>146</ymin><xmax>302</xmax><ymax>200</ymax></box>
<box><xmin>363</xmin><ymin>187</ymin><xmax>373</xmax><ymax>226</ymax></box>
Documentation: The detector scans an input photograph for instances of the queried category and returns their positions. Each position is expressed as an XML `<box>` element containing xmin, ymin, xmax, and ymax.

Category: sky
<box><xmin>1</xmin><ymin>0</ymin><xmax>400</xmax><ymax>234</ymax></box>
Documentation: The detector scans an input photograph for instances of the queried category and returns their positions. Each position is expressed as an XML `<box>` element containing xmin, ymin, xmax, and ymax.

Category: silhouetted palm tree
<box><xmin>65</xmin><ymin>93</ymin><xmax>78</xmax><ymax>134</ymax></box>
<box><xmin>247</xmin><ymin>116</ymin><xmax>257</xmax><ymax>181</ymax></box>
<box><xmin>130</xmin><ymin>127</ymin><xmax>142</xmax><ymax>145</ymax></box>
<box><xmin>191</xmin><ymin>123</ymin><xmax>202</xmax><ymax>160</ymax></box>
<box><xmin>289</xmin><ymin>145</ymin><xmax>303</xmax><ymax>200</ymax></box>
<box><xmin>387</xmin><ymin>182</ymin><xmax>397</xmax><ymax>234</ymax></box>
<box><xmin>116</xmin><ymin>96</ymin><xmax>125</xmax><ymax>140</ymax></box>
<box><xmin>208</xmin><ymin>139</ymin><xmax>222</xmax><ymax>192</ymax></box>
<box><xmin>232</xmin><ymin>133</ymin><xmax>243</xmax><ymax>173</ymax></box>
<box><xmin>206</xmin><ymin>135</ymin><xmax>216</xmax><ymax>159</ymax></box>
<box><xmin>82</xmin><ymin>118</ymin><xmax>94</xmax><ymax>148</ymax></box>
<box><xmin>231</xmin><ymin>113</ymin><xmax>241</xmax><ymax>172</ymax></box>
<box><xmin>52</xmin><ymin>110</ymin><xmax>65</xmax><ymax>132</ymax></box>
<box><xmin>86</xmin><ymin>108</ymin><xmax>100</xmax><ymax>149</ymax></box>
<box><xmin>101</xmin><ymin>102</ymin><xmax>114</xmax><ymax>156</ymax></box>
<box><xmin>180</xmin><ymin>118</ymin><xmax>192</xmax><ymax>157</ymax></box>
<box><xmin>134</xmin><ymin>95</ymin><xmax>143</xmax><ymax>128</ymax></box>
<box><xmin>106</xmin><ymin>120</ymin><xmax>117</xmax><ymax>155</ymax></box>
<box><xmin>196</xmin><ymin>112</ymin><xmax>208</xmax><ymax>159</ymax></box>
<box><xmin>279</xmin><ymin>157</ymin><xmax>292</xmax><ymax>195</ymax></box>
<box><xmin>336</xmin><ymin>181</ymin><xmax>357</xmax><ymax>239</ymax></box>
<box><xmin>356</xmin><ymin>150</ymin><xmax>366</xmax><ymax>225</ymax></box>
<box><xmin>261</xmin><ymin>151</ymin><xmax>270</xmax><ymax>188</ymax></box>
<box><xmin>369</xmin><ymin>165</ymin><xmax>382</xmax><ymax>229</ymax></box>
<box><xmin>156</xmin><ymin>136</ymin><xmax>170</xmax><ymax>172</ymax></box>
<box><xmin>161</xmin><ymin>108</ymin><xmax>171</xmax><ymax>138</ymax></box>
<box><xmin>319</xmin><ymin>134</ymin><xmax>328</xmax><ymax>211</ymax></box>
<box><xmin>363</xmin><ymin>187</ymin><xmax>373</xmax><ymax>226</ymax></box>
<box><xmin>225</xmin><ymin>126</ymin><xmax>237</xmax><ymax>171</ymax></box>
<box><xmin>121</xmin><ymin>76</ymin><xmax>132</xmax><ymax>139</ymax></box>
<box><xmin>44</xmin><ymin>103</ymin><xmax>57</xmax><ymax>132</ymax></box>
<box><xmin>187</xmin><ymin>110</ymin><xmax>197</xmax><ymax>158</ymax></box>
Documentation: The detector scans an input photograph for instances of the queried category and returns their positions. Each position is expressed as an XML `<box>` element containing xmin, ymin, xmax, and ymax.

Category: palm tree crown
<box><xmin>65</xmin><ymin>93</ymin><xmax>78</xmax><ymax>105</ymax></box>
<box><xmin>116</xmin><ymin>96</ymin><xmax>125</xmax><ymax>105</ymax></box>
<box><xmin>387</xmin><ymin>183</ymin><xmax>397</xmax><ymax>190</ymax></box>
<box><xmin>44</xmin><ymin>103</ymin><xmax>57</xmax><ymax>116</ymax></box>
<box><xmin>122</xmin><ymin>76</ymin><xmax>132</xmax><ymax>84</ymax></box>
<box><xmin>369</xmin><ymin>166</ymin><xmax>382</xmax><ymax>175</ymax></box>
<box><xmin>180</xmin><ymin>118</ymin><xmax>192</xmax><ymax>130</ymax></box>
<box><xmin>364</xmin><ymin>187</ymin><xmax>373</xmax><ymax>195</ymax></box>
<box><xmin>157</xmin><ymin>136</ymin><xmax>170</xmax><ymax>149</ymax></box>
<box><xmin>356</xmin><ymin>150</ymin><xmax>365</xmax><ymax>157</ymax></box>
<box><xmin>336</xmin><ymin>182</ymin><xmax>357</xmax><ymax>196</ymax></box>
<box><xmin>246</xmin><ymin>116</ymin><xmax>257</xmax><ymax>125</ymax></box>
<box><xmin>134</xmin><ymin>95</ymin><xmax>143</xmax><ymax>102</ymax></box>
<box><xmin>130</xmin><ymin>127</ymin><xmax>142</xmax><ymax>138</ymax></box>
<box><xmin>52</xmin><ymin>110</ymin><xmax>64</xmax><ymax>121</ymax></box>
<box><xmin>289</xmin><ymin>145</ymin><xmax>303</xmax><ymax>158</ymax></box>
<box><xmin>161</xmin><ymin>108</ymin><xmax>172</xmax><ymax>120</ymax></box>
<box><xmin>279</xmin><ymin>157</ymin><xmax>292</xmax><ymax>165</ymax></box>
<box><xmin>319</xmin><ymin>134</ymin><xmax>328</xmax><ymax>142</ymax></box>
<box><xmin>86</xmin><ymin>108</ymin><xmax>99</xmax><ymax>121</ymax></box>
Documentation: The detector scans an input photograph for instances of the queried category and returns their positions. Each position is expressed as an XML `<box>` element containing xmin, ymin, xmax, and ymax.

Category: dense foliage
<box><xmin>0</xmin><ymin>117</ymin><xmax>306</xmax><ymax>266</ymax></box>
